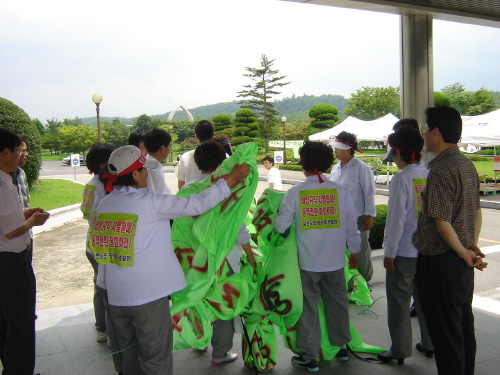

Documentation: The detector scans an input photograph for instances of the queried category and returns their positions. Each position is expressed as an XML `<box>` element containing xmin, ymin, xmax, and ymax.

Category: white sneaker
<box><xmin>96</xmin><ymin>331</ymin><xmax>107</xmax><ymax>343</ymax></box>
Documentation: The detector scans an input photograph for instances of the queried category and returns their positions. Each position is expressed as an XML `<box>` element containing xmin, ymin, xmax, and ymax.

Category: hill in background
<box><xmin>81</xmin><ymin>93</ymin><xmax>348</xmax><ymax>125</ymax></box>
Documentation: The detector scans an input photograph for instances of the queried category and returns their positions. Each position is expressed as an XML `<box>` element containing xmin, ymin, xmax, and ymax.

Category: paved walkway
<box><xmin>4</xmin><ymin>165</ymin><xmax>499</xmax><ymax>374</ymax></box>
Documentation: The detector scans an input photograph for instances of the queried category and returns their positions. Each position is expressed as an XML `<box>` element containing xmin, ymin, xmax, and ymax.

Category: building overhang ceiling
<box><xmin>284</xmin><ymin>0</ymin><xmax>500</xmax><ymax>28</ymax></box>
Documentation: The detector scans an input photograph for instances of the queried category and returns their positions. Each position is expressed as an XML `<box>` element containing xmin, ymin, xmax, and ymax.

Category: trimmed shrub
<box><xmin>369</xmin><ymin>204</ymin><xmax>388</xmax><ymax>249</ymax></box>
<box><xmin>0</xmin><ymin>97</ymin><xmax>42</xmax><ymax>188</ymax></box>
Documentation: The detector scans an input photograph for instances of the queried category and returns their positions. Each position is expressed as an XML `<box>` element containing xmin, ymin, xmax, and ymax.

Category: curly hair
<box><xmin>86</xmin><ymin>143</ymin><xmax>116</xmax><ymax>174</ymax></box>
<box><xmin>387</xmin><ymin>125</ymin><xmax>424</xmax><ymax>164</ymax></box>
<box><xmin>194</xmin><ymin>140</ymin><xmax>226</xmax><ymax>172</ymax></box>
<box><xmin>300</xmin><ymin>141</ymin><xmax>334</xmax><ymax>173</ymax></box>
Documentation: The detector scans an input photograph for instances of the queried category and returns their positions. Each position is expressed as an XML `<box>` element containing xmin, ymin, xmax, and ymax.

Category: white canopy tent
<box><xmin>309</xmin><ymin>113</ymin><xmax>399</xmax><ymax>142</ymax></box>
<box><xmin>460</xmin><ymin>109</ymin><xmax>500</xmax><ymax>147</ymax></box>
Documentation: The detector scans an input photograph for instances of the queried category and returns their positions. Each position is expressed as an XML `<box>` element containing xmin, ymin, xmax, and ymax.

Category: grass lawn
<box><xmin>30</xmin><ymin>179</ymin><xmax>83</xmax><ymax>211</ymax></box>
<box><xmin>42</xmin><ymin>153</ymin><xmax>65</xmax><ymax>161</ymax></box>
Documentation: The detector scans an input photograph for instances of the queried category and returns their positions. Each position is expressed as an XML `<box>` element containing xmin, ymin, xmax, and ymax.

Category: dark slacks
<box><xmin>0</xmin><ymin>250</ymin><xmax>36</xmax><ymax>375</ymax></box>
<box><xmin>417</xmin><ymin>250</ymin><xmax>476</xmax><ymax>375</ymax></box>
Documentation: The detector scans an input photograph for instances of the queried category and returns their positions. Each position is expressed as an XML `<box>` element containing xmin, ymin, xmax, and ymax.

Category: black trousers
<box><xmin>0</xmin><ymin>250</ymin><xmax>36</xmax><ymax>375</ymax></box>
<box><xmin>416</xmin><ymin>250</ymin><xmax>476</xmax><ymax>375</ymax></box>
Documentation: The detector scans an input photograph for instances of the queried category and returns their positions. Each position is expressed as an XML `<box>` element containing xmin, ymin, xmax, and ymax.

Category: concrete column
<box><xmin>400</xmin><ymin>14</ymin><xmax>434</xmax><ymax>129</ymax></box>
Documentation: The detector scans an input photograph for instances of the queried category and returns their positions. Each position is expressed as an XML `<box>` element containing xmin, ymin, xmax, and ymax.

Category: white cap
<box><xmin>108</xmin><ymin>145</ymin><xmax>156</xmax><ymax>176</ymax></box>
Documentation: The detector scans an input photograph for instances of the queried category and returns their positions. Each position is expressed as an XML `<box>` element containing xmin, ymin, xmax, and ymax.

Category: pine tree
<box><xmin>212</xmin><ymin>113</ymin><xmax>233</xmax><ymax>137</ymax></box>
<box><xmin>237</xmin><ymin>54</ymin><xmax>290</xmax><ymax>152</ymax></box>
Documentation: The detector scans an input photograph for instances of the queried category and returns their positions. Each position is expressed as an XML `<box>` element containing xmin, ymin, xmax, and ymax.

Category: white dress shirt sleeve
<box><xmin>343</xmin><ymin>188</ymin><xmax>361</xmax><ymax>254</ymax></box>
<box><xmin>382</xmin><ymin>173</ymin><xmax>407</xmax><ymax>258</ymax></box>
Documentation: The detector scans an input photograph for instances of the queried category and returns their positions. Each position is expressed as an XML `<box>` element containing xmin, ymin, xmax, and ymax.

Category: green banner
<box><xmin>81</xmin><ymin>183</ymin><xmax>96</xmax><ymax>220</ymax></box>
<box><xmin>88</xmin><ymin>212</ymin><xmax>138</xmax><ymax>267</ymax></box>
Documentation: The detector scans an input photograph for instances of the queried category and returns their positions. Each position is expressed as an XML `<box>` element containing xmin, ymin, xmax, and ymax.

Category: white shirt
<box><xmin>0</xmin><ymin>170</ymin><xmax>31</xmax><ymax>253</ymax></box>
<box><xmin>275</xmin><ymin>175</ymin><xmax>360</xmax><ymax>272</ymax></box>
<box><xmin>383</xmin><ymin>163</ymin><xmax>429</xmax><ymax>258</ymax></box>
<box><xmin>94</xmin><ymin>179</ymin><xmax>231</xmax><ymax>306</ymax></box>
<box><xmin>267</xmin><ymin>167</ymin><xmax>283</xmax><ymax>190</ymax></box>
<box><xmin>143</xmin><ymin>154</ymin><xmax>172</xmax><ymax>194</ymax></box>
<box><xmin>329</xmin><ymin>157</ymin><xmax>376</xmax><ymax>217</ymax></box>
<box><xmin>175</xmin><ymin>149</ymin><xmax>200</xmax><ymax>186</ymax></box>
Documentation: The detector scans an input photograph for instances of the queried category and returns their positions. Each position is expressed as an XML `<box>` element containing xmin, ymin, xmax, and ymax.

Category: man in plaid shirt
<box><xmin>413</xmin><ymin>106</ymin><xmax>487</xmax><ymax>375</ymax></box>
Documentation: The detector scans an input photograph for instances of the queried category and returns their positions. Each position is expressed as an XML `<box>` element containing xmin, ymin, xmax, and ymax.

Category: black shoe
<box><xmin>377</xmin><ymin>351</ymin><xmax>404</xmax><ymax>365</ymax></box>
<box><xmin>291</xmin><ymin>356</ymin><xmax>319</xmax><ymax>372</ymax></box>
<box><xmin>416</xmin><ymin>342</ymin><xmax>434</xmax><ymax>358</ymax></box>
<box><xmin>336</xmin><ymin>348</ymin><xmax>349</xmax><ymax>362</ymax></box>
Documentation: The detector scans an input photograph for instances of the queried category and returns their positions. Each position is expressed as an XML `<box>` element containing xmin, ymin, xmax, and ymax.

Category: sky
<box><xmin>1</xmin><ymin>0</ymin><xmax>500</xmax><ymax>124</ymax></box>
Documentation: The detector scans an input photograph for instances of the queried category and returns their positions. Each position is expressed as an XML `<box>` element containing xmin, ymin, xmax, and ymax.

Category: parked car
<box><xmin>62</xmin><ymin>154</ymin><xmax>86</xmax><ymax>166</ymax></box>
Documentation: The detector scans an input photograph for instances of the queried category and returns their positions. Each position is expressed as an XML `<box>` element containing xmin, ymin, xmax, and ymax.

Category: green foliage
<box><xmin>233</xmin><ymin>108</ymin><xmax>259</xmax><ymax>145</ymax></box>
<box><xmin>42</xmin><ymin>118</ymin><xmax>62</xmax><ymax>154</ymax></box>
<box><xmin>213</xmin><ymin>113</ymin><xmax>232</xmax><ymax>136</ymax></box>
<box><xmin>58</xmin><ymin>125</ymin><xmax>97</xmax><ymax>154</ymax></box>
<box><xmin>309</xmin><ymin>103</ymin><xmax>340</xmax><ymax>131</ymax></box>
<box><xmin>433</xmin><ymin>92</ymin><xmax>451</xmax><ymax>107</ymax></box>
<box><xmin>179</xmin><ymin>137</ymin><xmax>197</xmax><ymax>151</ymax></box>
<box><xmin>286</xmin><ymin>118</ymin><xmax>310</xmax><ymax>140</ymax></box>
<box><xmin>32</xmin><ymin>118</ymin><xmax>46</xmax><ymax>136</ymax></box>
<box><xmin>465</xmin><ymin>155</ymin><xmax>490</xmax><ymax>162</ymax></box>
<box><xmin>276</xmin><ymin>94</ymin><xmax>348</xmax><ymax>118</ymax></box>
<box><xmin>0</xmin><ymin>97</ymin><xmax>42</xmax><ymax>188</ymax></box>
<box><xmin>441</xmin><ymin>82</ymin><xmax>499</xmax><ymax>115</ymax></box>
<box><xmin>369</xmin><ymin>204</ymin><xmax>388</xmax><ymax>249</ymax></box>
<box><xmin>102</xmin><ymin>119</ymin><xmax>131</xmax><ymax>147</ymax></box>
<box><xmin>134</xmin><ymin>114</ymin><xmax>155</xmax><ymax>130</ymax></box>
<box><xmin>62</xmin><ymin>117</ymin><xmax>83</xmax><ymax>126</ymax></box>
<box><xmin>237</xmin><ymin>54</ymin><xmax>291</xmax><ymax>151</ymax></box>
<box><xmin>476</xmin><ymin>148</ymin><xmax>495</xmax><ymax>155</ymax></box>
<box><xmin>170</xmin><ymin>119</ymin><xmax>196</xmax><ymax>143</ymax></box>
<box><xmin>344</xmin><ymin>86</ymin><xmax>400</xmax><ymax>120</ymax></box>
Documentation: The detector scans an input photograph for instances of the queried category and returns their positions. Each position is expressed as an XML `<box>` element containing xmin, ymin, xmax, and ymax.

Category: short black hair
<box><xmin>194</xmin><ymin>120</ymin><xmax>215</xmax><ymax>142</ymax></box>
<box><xmin>144</xmin><ymin>128</ymin><xmax>172</xmax><ymax>153</ymax></box>
<box><xmin>128</xmin><ymin>129</ymin><xmax>146</xmax><ymax>147</ymax></box>
<box><xmin>262</xmin><ymin>155</ymin><xmax>274</xmax><ymax>165</ymax></box>
<box><xmin>387</xmin><ymin>125</ymin><xmax>423</xmax><ymax>164</ymax></box>
<box><xmin>300</xmin><ymin>141</ymin><xmax>334</xmax><ymax>173</ymax></box>
<box><xmin>336</xmin><ymin>131</ymin><xmax>358</xmax><ymax>156</ymax></box>
<box><xmin>194</xmin><ymin>140</ymin><xmax>226</xmax><ymax>172</ymax></box>
<box><xmin>86</xmin><ymin>143</ymin><xmax>116</xmax><ymax>174</ymax></box>
<box><xmin>0</xmin><ymin>128</ymin><xmax>21</xmax><ymax>152</ymax></box>
<box><xmin>425</xmin><ymin>106</ymin><xmax>462</xmax><ymax>144</ymax></box>
<box><xmin>393</xmin><ymin>118</ymin><xmax>418</xmax><ymax>132</ymax></box>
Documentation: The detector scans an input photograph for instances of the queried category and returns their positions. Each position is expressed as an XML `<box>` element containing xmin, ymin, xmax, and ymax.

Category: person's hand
<box><xmin>469</xmin><ymin>244</ymin><xmax>485</xmax><ymax>258</ymax></box>
<box><xmin>30</xmin><ymin>211</ymin><xmax>50</xmax><ymax>226</ymax></box>
<box><xmin>468</xmin><ymin>244</ymin><xmax>488</xmax><ymax>271</ymax></box>
<box><xmin>459</xmin><ymin>248</ymin><xmax>482</xmax><ymax>268</ymax></box>
<box><xmin>384</xmin><ymin>257</ymin><xmax>396</xmax><ymax>272</ymax></box>
<box><xmin>362</xmin><ymin>215</ymin><xmax>373</xmax><ymax>232</ymax></box>
<box><xmin>348</xmin><ymin>253</ymin><xmax>358</xmax><ymax>269</ymax></box>
<box><xmin>225</xmin><ymin>163</ymin><xmax>250</xmax><ymax>188</ymax></box>
<box><xmin>24</xmin><ymin>207</ymin><xmax>43</xmax><ymax>220</ymax></box>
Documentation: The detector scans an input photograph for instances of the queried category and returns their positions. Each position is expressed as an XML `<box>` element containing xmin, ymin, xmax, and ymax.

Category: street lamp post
<box><xmin>281</xmin><ymin>116</ymin><xmax>287</xmax><ymax>164</ymax></box>
<box><xmin>92</xmin><ymin>93</ymin><xmax>103</xmax><ymax>143</ymax></box>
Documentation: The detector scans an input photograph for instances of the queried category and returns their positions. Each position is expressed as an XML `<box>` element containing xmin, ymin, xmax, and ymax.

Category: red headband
<box><xmin>335</xmin><ymin>138</ymin><xmax>363</xmax><ymax>153</ymax></box>
<box><xmin>301</xmin><ymin>157</ymin><xmax>324</xmax><ymax>183</ymax></box>
<box><xmin>101</xmin><ymin>156</ymin><xmax>146</xmax><ymax>192</ymax></box>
